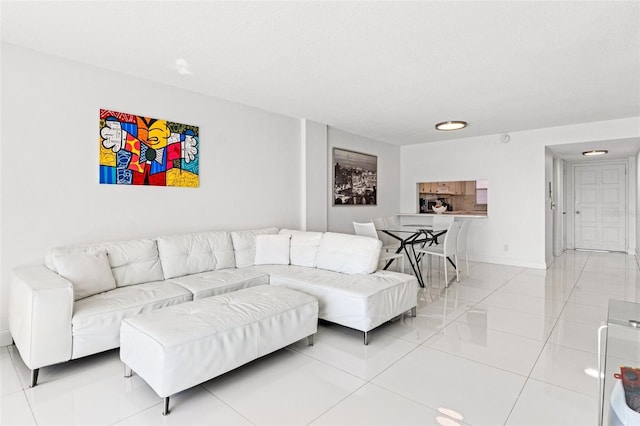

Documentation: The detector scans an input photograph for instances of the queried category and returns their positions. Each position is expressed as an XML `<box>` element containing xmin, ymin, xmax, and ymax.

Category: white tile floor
<box><xmin>1</xmin><ymin>250</ymin><xmax>638</xmax><ymax>425</ymax></box>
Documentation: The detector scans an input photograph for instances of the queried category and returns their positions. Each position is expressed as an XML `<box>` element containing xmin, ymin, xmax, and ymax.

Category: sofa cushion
<box><xmin>46</xmin><ymin>239</ymin><xmax>164</xmax><ymax>288</ymax></box>
<box><xmin>268</xmin><ymin>266</ymin><xmax>418</xmax><ymax>332</ymax></box>
<box><xmin>51</xmin><ymin>249</ymin><xmax>116</xmax><ymax>301</ymax></box>
<box><xmin>315</xmin><ymin>232</ymin><xmax>382</xmax><ymax>274</ymax></box>
<box><xmin>168</xmin><ymin>268</ymin><xmax>270</xmax><ymax>300</ymax></box>
<box><xmin>71</xmin><ymin>281</ymin><xmax>192</xmax><ymax>359</ymax></box>
<box><xmin>279</xmin><ymin>229</ymin><xmax>323</xmax><ymax>267</ymax></box>
<box><xmin>263</xmin><ymin>265</ymin><xmax>418</xmax><ymax>331</ymax></box>
<box><xmin>156</xmin><ymin>231</ymin><xmax>235</xmax><ymax>279</ymax></box>
<box><xmin>230</xmin><ymin>227</ymin><xmax>279</xmax><ymax>268</ymax></box>
<box><xmin>254</xmin><ymin>234</ymin><xmax>291</xmax><ymax>265</ymax></box>
<box><xmin>103</xmin><ymin>239</ymin><xmax>164</xmax><ymax>287</ymax></box>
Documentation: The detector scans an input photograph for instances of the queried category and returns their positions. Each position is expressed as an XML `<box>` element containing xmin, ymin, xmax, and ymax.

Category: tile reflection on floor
<box><xmin>1</xmin><ymin>250</ymin><xmax>637</xmax><ymax>425</ymax></box>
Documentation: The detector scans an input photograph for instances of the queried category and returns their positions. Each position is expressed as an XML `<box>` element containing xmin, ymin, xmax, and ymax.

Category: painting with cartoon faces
<box><xmin>99</xmin><ymin>109</ymin><xmax>199</xmax><ymax>187</ymax></box>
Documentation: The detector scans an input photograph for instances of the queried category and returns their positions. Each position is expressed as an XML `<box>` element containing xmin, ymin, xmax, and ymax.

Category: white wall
<box><xmin>327</xmin><ymin>128</ymin><xmax>401</xmax><ymax>234</ymax></box>
<box><xmin>400</xmin><ymin>117</ymin><xmax>640</xmax><ymax>268</ymax></box>
<box><xmin>301</xmin><ymin>119</ymin><xmax>328</xmax><ymax>232</ymax></box>
<box><xmin>0</xmin><ymin>45</ymin><xmax>304</xmax><ymax>344</ymax></box>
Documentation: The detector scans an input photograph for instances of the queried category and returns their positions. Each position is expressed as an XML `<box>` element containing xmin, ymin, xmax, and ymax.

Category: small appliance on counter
<box><xmin>436</xmin><ymin>198</ymin><xmax>452</xmax><ymax>211</ymax></box>
<box><xmin>420</xmin><ymin>198</ymin><xmax>453</xmax><ymax>213</ymax></box>
<box><xmin>420</xmin><ymin>197</ymin><xmax>451</xmax><ymax>213</ymax></box>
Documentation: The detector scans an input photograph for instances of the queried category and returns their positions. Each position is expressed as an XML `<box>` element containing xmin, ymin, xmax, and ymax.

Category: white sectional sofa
<box><xmin>9</xmin><ymin>227</ymin><xmax>418</xmax><ymax>387</ymax></box>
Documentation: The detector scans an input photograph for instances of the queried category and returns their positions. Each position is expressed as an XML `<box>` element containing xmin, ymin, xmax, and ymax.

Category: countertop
<box><xmin>399</xmin><ymin>212</ymin><xmax>488</xmax><ymax>218</ymax></box>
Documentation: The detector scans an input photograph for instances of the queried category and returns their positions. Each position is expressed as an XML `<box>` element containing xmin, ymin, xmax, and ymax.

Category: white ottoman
<box><xmin>120</xmin><ymin>285</ymin><xmax>318</xmax><ymax>415</ymax></box>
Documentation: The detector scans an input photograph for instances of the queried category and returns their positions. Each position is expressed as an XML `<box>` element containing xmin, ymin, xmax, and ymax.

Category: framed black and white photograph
<box><xmin>332</xmin><ymin>147</ymin><xmax>377</xmax><ymax>205</ymax></box>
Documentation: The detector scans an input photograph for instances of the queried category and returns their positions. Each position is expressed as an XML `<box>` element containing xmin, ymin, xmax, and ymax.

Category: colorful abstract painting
<box><xmin>99</xmin><ymin>109</ymin><xmax>199</xmax><ymax>187</ymax></box>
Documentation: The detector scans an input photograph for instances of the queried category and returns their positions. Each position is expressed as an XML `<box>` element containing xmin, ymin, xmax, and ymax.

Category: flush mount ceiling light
<box><xmin>582</xmin><ymin>150</ymin><xmax>608</xmax><ymax>156</ymax></box>
<box><xmin>435</xmin><ymin>121</ymin><xmax>467</xmax><ymax>131</ymax></box>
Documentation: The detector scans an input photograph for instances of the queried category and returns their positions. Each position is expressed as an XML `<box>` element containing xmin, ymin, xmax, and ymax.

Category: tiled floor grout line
<box><xmin>199</xmin><ymin>384</ymin><xmax>258</xmax><ymax>426</ymax></box>
<box><xmin>502</xmin><ymin>251</ymin><xmax>593</xmax><ymax>425</ymax></box>
<box><xmin>4</xmin><ymin>345</ymin><xmax>40</xmax><ymax>425</ymax></box>
<box><xmin>304</xmin><ymin>379</ymin><xmax>371</xmax><ymax>425</ymax></box>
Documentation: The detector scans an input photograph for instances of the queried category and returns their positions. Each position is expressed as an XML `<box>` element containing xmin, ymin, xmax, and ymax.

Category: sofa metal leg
<box><xmin>307</xmin><ymin>334</ymin><xmax>315</xmax><ymax>346</ymax></box>
<box><xmin>124</xmin><ymin>365</ymin><xmax>132</xmax><ymax>378</ymax></box>
<box><xmin>30</xmin><ymin>369</ymin><xmax>39</xmax><ymax>388</ymax></box>
<box><xmin>162</xmin><ymin>397</ymin><xmax>170</xmax><ymax>416</ymax></box>
<box><xmin>411</xmin><ymin>306</ymin><xmax>417</xmax><ymax>317</ymax></box>
<box><xmin>363</xmin><ymin>331</ymin><xmax>369</xmax><ymax>346</ymax></box>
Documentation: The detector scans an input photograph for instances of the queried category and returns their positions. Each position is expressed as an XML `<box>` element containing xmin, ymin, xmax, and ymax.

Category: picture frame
<box><xmin>99</xmin><ymin>109</ymin><xmax>199</xmax><ymax>187</ymax></box>
<box><xmin>332</xmin><ymin>147</ymin><xmax>377</xmax><ymax>205</ymax></box>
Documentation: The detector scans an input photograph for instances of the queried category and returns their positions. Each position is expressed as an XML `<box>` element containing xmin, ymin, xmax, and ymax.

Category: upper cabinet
<box><xmin>418</xmin><ymin>181</ymin><xmax>466</xmax><ymax>195</ymax></box>
<box><xmin>464</xmin><ymin>181</ymin><xmax>475</xmax><ymax>195</ymax></box>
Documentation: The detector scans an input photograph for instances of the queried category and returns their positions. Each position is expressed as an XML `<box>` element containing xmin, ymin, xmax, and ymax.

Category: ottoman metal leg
<box><xmin>124</xmin><ymin>365</ymin><xmax>132</xmax><ymax>378</ymax></box>
<box><xmin>162</xmin><ymin>397</ymin><xmax>170</xmax><ymax>416</ymax></box>
<box><xmin>307</xmin><ymin>334</ymin><xmax>315</xmax><ymax>346</ymax></box>
<box><xmin>363</xmin><ymin>331</ymin><xmax>369</xmax><ymax>346</ymax></box>
<box><xmin>411</xmin><ymin>306</ymin><xmax>417</xmax><ymax>317</ymax></box>
<box><xmin>30</xmin><ymin>369</ymin><xmax>39</xmax><ymax>388</ymax></box>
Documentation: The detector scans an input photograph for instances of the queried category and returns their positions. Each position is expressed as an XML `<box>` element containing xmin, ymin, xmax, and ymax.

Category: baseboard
<box><xmin>470</xmin><ymin>254</ymin><xmax>548</xmax><ymax>269</ymax></box>
<box><xmin>545</xmin><ymin>255</ymin><xmax>554</xmax><ymax>269</ymax></box>
<box><xmin>0</xmin><ymin>329</ymin><xmax>13</xmax><ymax>347</ymax></box>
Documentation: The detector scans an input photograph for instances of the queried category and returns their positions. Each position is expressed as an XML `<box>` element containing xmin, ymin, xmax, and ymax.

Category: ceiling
<box><xmin>548</xmin><ymin>138</ymin><xmax>640</xmax><ymax>162</ymax></box>
<box><xmin>2</xmin><ymin>1</ymin><xmax>639</xmax><ymax>153</ymax></box>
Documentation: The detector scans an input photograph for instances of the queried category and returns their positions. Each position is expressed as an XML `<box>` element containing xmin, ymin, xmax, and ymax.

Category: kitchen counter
<box><xmin>399</xmin><ymin>212</ymin><xmax>487</xmax><ymax>218</ymax></box>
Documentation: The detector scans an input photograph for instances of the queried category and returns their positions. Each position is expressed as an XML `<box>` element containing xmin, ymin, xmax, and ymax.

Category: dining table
<box><xmin>380</xmin><ymin>225</ymin><xmax>448</xmax><ymax>288</ymax></box>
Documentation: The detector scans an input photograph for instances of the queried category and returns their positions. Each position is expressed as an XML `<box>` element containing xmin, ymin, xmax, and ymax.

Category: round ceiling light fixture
<box><xmin>435</xmin><ymin>120</ymin><xmax>467</xmax><ymax>131</ymax></box>
<box><xmin>582</xmin><ymin>150</ymin><xmax>608</xmax><ymax>156</ymax></box>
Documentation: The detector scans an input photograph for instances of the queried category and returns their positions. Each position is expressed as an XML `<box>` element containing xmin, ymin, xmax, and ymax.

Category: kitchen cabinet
<box><xmin>436</xmin><ymin>182</ymin><xmax>449</xmax><ymax>193</ymax></box>
<box><xmin>419</xmin><ymin>181</ymin><xmax>467</xmax><ymax>195</ymax></box>
<box><xmin>453</xmin><ymin>182</ymin><xmax>464</xmax><ymax>195</ymax></box>
<box><xmin>418</xmin><ymin>182</ymin><xmax>437</xmax><ymax>193</ymax></box>
<box><xmin>465</xmin><ymin>181</ymin><xmax>475</xmax><ymax>195</ymax></box>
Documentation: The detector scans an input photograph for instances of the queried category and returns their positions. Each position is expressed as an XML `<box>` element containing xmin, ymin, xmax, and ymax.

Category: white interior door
<box><xmin>574</xmin><ymin>163</ymin><xmax>627</xmax><ymax>251</ymax></box>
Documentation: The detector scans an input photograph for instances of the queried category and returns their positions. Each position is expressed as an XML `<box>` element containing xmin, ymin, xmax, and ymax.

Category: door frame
<box><xmin>552</xmin><ymin>158</ymin><xmax>565</xmax><ymax>256</ymax></box>
<box><xmin>566</xmin><ymin>159</ymin><xmax>633</xmax><ymax>253</ymax></box>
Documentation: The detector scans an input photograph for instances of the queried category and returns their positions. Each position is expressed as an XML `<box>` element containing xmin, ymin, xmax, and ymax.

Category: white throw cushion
<box><xmin>230</xmin><ymin>227</ymin><xmax>279</xmax><ymax>268</ymax></box>
<box><xmin>254</xmin><ymin>234</ymin><xmax>291</xmax><ymax>265</ymax></box>
<box><xmin>279</xmin><ymin>229</ymin><xmax>323</xmax><ymax>267</ymax></box>
<box><xmin>51</xmin><ymin>250</ymin><xmax>116</xmax><ymax>301</ymax></box>
<box><xmin>315</xmin><ymin>232</ymin><xmax>382</xmax><ymax>275</ymax></box>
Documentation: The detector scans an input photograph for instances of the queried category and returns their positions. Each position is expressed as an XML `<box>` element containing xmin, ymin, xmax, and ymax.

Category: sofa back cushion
<box><xmin>315</xmin><ymin>232</ymin><xmax>382</xmax><ymax>274</ymax></box>
<box><xmin>156</xmin><ymin>231</ymin><xmax>235</xmax><ymax>279</ymax></box>
<box><xmin>230</xmin><ymin>227</ymin><xmax>279</xmax><ymax>268</ymax></box>
<box><xmin>46</xmin><ymin>239</ymin><xmax>164</xmax><ymax>288</ymax></box>
<box><xmin>279</xmin><ymin>229</ymin><xmax>323</xmax><ymax>267</ymax></box>
<box><xmin>103</xmin><ymin>239</ymin><xmax>164</xmax><ymax>287</ymax></box>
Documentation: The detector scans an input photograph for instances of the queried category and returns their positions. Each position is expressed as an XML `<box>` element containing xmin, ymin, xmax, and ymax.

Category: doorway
<box><xmin>572</xmin><ymin>162</ymin><xmax>627</xmax><ymax>251</ymax></box>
